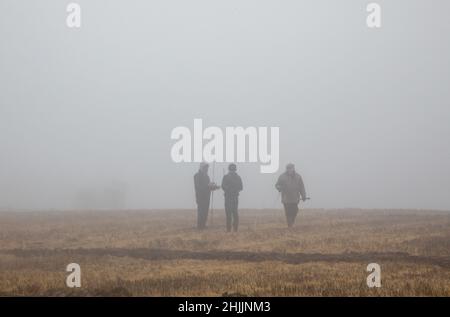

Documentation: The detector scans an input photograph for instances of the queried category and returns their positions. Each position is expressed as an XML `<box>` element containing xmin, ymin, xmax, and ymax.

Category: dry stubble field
<box><xmin>0</xmin><ymin>209</ymin><xmax>449</xmax><ymax>296</ymax></box>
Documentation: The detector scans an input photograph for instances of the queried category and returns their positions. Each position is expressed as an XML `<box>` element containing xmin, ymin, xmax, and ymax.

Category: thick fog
<box><xmin>1</xmin><ymin>1</ymin><xmax>449</xmax><ymax>210</ymax></box>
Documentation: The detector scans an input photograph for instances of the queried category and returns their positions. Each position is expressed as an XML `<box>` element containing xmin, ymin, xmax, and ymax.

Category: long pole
<box><xmin>209</xmin><ymin>161</ymin><xmax>216</xmax><ymax>226</ymax></box>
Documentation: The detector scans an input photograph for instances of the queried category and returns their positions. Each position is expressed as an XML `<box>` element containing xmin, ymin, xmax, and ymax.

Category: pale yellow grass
<box><xmin>0</xmin><ymin>209</ymin><xmax>449</xmax><ymax>296</ymax></box>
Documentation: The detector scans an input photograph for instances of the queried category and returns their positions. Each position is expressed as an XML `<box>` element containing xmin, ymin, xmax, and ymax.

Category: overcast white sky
<box><xmin>1</xmin><ymin>1</ymin><xmax>449</xmax><ymax>210</ymax></box>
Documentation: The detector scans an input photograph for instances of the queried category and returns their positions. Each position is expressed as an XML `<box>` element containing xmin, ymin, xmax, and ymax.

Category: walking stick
<box><xmin>273</xmin><ymin>191</ymin><xmax>282</xmax><ymax>222</ymax></box>
<box><xmin>209</xmin><ymin>161</ymin><xmax>216</xmax><ymax>226</ymax></box>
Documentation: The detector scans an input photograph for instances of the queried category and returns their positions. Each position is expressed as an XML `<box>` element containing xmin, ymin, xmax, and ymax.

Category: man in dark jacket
<box><xmin>221</xmin><ymin>163</ymin><xmax>243</xmax><ymax>232</ymax></box>
<box><xmin>194</xmin><ymin>162</ymin><xmax>219</xmax><ymax>230</ymax></box>
<box><xmin>275</xmin><ymin>163</ymin><xmax>307</xmax><ymax>228</ymax></box>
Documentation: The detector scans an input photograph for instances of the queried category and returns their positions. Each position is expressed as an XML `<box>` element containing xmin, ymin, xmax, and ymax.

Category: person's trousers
<box><xmin>197</xmin><ymin>200</ymin><xmax>210</xmax><ymax>229</ymax></box>
<box><xmin>283</xmin><ymin>203</ymin><xmax>299</xmax><ymax>227</ymax></box>
<box><xmin>225</xmin><ymin>196</ymin><xmax>239</xmax><ymax>232</ymax></box>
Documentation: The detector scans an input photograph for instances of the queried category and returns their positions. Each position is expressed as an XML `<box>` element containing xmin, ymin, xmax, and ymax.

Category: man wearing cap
<box><xmin>194</xmin><ymin>162</ymin><xmax>219</xmax><ymax>230</ymax></box>
<box><xmin>221</xmin><ymin>163</ymin><xmax>243</xmax><ymax>232</ymax></box>
<box><xmin>275</xmin><ymin>163</ymin><xmax>307</xmax><ymax>228</ymax></box>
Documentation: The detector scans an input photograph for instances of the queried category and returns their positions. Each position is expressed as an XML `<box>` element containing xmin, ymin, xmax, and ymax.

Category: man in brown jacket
<box><xmin>275</xmin><ymin>163</ymin><xmax>307</xmax><ymax>228</ymax></box>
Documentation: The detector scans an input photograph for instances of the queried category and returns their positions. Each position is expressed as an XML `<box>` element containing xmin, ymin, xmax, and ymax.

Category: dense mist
<box><xmin>1</xmin><ymin>1</ymin><xmax>449</xmax><ymax>210</ymax></box>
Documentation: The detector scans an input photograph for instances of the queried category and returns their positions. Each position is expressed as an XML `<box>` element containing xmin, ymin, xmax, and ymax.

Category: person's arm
<box><xmin>221</xmin><ymin>175</ymin><xmax>227</xmax><ymax>192</ymax></box>
<box><xmin>194</xmin><ymin>174</ymin><xmax>198</xmax><ymax>191</ymax></box>
<box><xmin>275</xmin><ymin>175</ymin><xmax>283</xmax><ymax>192</ymax></box>
<box><xmin>238</xmin><ymin>175</ymin><xmax>243</xmax><ymax>192</ymax></box>
<box><xmin>194</xmin><ymin>174</ymin><xmax>200</xmax><ymax>203</ymax></box>
<box><xmin>298</xmin><ymin>175</ymin><xmax>306</xmax><ymax>201</ymax></box>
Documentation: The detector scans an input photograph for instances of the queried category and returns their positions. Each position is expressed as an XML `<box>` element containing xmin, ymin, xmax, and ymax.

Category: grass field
<box><xmin>0</xmin><ymin>209</ymin><xmax>449</xmax><ymax>296</ymax></box>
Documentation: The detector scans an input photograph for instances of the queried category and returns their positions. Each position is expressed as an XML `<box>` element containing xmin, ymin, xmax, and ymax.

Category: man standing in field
<box><xmin>275</xmin><ymin>163</ymin><xmax>307</xmax><ymax>228</ymax></box>
<box><xmin>194</xmin><ymin>162</ymin><xmax>219</xmax><ymax>230</ymax></box>
<box><xmin>221</xmin><ymin>163</ymin><xmax>243</xmax><ymax>232</ymax></box>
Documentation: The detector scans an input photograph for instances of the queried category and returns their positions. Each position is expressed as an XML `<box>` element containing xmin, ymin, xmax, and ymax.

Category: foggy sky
<box><xmin>1</xmin><ymin>0</ymin><xmax>450</xmax><ymax>210</ymax></box>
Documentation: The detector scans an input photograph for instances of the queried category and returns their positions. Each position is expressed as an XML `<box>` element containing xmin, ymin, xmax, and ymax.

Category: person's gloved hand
<box><xmin>209</xmin><ymin>182</ymin><xmax>220</xmax><ymax>190</ymax></box>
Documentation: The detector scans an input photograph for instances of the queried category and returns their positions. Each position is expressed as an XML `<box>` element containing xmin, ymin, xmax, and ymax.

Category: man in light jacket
<box><xmin>275</xmin><ymin>163</ymin><xmax>307</xmax><ymax>228</ymax></box>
